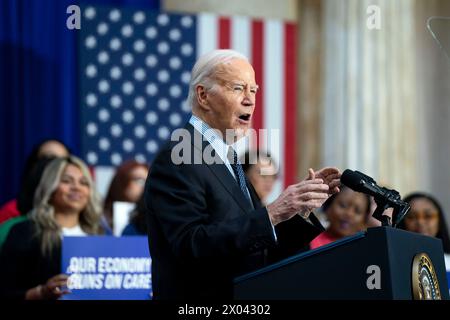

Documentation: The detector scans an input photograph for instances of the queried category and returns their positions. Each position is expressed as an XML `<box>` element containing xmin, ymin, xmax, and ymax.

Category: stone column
<box><xmin>321</xmin><ymin>0</ymin><xmax>418</xmax><ymax>194</ymax></box>
<box><xmin>297</xmin><ymin>0</ymin><xmax>323</xmax><ymax>178</ymax></box>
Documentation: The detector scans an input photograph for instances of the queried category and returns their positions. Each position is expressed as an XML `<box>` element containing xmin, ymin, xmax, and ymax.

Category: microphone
<box><xmin>340</xmin><ymin>169</ymin><xmax>410</xmax><ymax>227</ymax></box>
<box><xmin>341</xmin><ymin>169</ymin><xmax>397</xmax><ymax>200</ymax></box>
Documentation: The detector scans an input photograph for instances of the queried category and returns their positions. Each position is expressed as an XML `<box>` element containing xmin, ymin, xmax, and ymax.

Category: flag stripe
<box><xmin>251</xmin><ymin>20</ymin><xmax>264</xmax><ymax>147</ymax></box>
<box><xmin>284</xmin><ymin>23</ymin><xmax>297</xmax><ymax>187</ymax></box>
<box><xmin>264</xmin><ymin>20</ymin><xmax>284</xmax><ymax>200</ymax></box>
<box><xmin>230</xmin><ymin>16</ymin><xmax>254</xmax><ymax>149</ymax></box>
<box><xmin>198</xmin><ymin>13</ymin><xmax>218</xmax><ymax>57</ymax></box>
<box><xmin>231</xmin><ymin>16</ymin><xmax>251</xmax><ymax>60</ymax></box>
<box><xmin>218</xmin><ymin>17</ymin><xmax>231</xmax><ymax>49</ymax></box>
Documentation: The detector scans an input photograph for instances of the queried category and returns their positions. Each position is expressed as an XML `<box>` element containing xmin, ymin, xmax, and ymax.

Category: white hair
<box><xmin>187</xmin><ymin>49</ymin><xmax>249</xmax><ymax>108</ymax></box>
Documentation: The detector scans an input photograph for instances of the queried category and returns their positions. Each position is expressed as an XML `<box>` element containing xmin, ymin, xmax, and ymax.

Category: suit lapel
<box><xmin>207</xmin><ymin>163</ymin><xmax>254</xmax><ymax>213</ymax></box>
<box><xmin>245</xmin><ymin>178</ymin><xmax>263</xmax><ymax>210</ymax></box>
<box><xmin>185</xmin><ymin>122</ymin><xmax>255</xmax><ymax>214</ymax></box>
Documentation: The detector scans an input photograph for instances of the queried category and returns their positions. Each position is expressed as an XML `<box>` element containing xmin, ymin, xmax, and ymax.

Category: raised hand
<box><xmin>267</xmin><ymin>178</ymin><xmax>330</xmax><ymax>226</ymax></box>
<box><xmin>312</xmin><ymin>167</ymin><xmax>341</xmax><ymax>194</ymax></box>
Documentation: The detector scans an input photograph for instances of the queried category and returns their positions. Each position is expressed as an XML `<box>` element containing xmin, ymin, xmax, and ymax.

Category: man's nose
<box><xmin>242</xmin><ymin>93</ymin><xmax>255</xmax><ymax>106</ymax></box>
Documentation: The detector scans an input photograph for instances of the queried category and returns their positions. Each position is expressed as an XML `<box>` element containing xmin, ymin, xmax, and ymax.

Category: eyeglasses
<box><xmin>220</xmin><ymin>81</ymin><xmax>259</xmax><ymax>95</ymax></box>
<box><xmin>404</xmin><ymin>211</ymin><xmax>439</xmax><ymax>222</ymax></box>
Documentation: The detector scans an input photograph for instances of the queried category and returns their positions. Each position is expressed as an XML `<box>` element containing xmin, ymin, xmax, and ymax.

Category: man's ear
<box><xmin>196</xmin><ymin>85</ymin><xmax>210</xmax><ymax>111</ymax></box>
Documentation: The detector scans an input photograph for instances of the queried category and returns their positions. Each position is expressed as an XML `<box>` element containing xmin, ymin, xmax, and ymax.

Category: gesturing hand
<box><xmin>267</xmin><ymin>178</ymin><xmax>330</xmax><ymax>226</ymax></box>
<box><xmin>309</xmin><ymin>167</ymin><xmax>341</xmax><ymax>195</ymax></box>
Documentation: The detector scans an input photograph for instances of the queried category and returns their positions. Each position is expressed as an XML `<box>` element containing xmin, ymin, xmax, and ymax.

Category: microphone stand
<box><xmin>392</xmin><ymin>203</ymin><xmax>411</xmax><ymax>228</ymax></box>
<box><xmin>372</xmin><ymin>199</ymin><xmax>392</xmax><ymax>227</ymax></box>
<box><xmin>372</xmin><ymin>195</ymin><xmax>411</xmax><ymax>228</ymax></box>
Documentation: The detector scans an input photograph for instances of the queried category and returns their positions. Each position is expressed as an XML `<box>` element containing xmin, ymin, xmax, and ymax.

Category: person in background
<box><xmin>398</xmin><ymin>192</ymin><xmax>450</xmax><ymax>268</ymax></box>
<box><xmin>0</xmin><ymin>156</ymin><xmax>104</xmax><ymax>300</ymax></box>
<box><xmin>0</xmin><ymin>139</ymin><xmax>70</xmax><ymax>224</ymax></box>
<box><xmin>241</xmin><ymin>149</ymin><xmax>277</xmax><ymax>205</ymax></box>
<box><xmin>121</xmin><ymin>195</ymin><xmax>147</xmax><ymax>236</ymax></box>
<box><xmin>0</xmin><ymin>157</ymin><xmax>55</xmax><ymax>250</ymax></box>
<box><xmin>310</xmin><ymin>186</ymin><xmax>371</xmax><ymax>249</ymax></box>
<box><xmin>102</xmin><ymin>160</ymin><xmax>149</xmax><ymax>232</ymax></box>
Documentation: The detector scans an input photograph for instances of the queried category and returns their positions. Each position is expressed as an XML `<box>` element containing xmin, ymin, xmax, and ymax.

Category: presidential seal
<box><xmin>412</xmin><ymin>253</ymin><xmax>441</xmax><ymax>300</ymax></box>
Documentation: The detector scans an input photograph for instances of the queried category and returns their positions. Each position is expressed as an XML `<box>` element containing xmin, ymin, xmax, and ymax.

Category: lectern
<box><xmin>234</xmin><ymin>227</ymin><xmax>449</xmax><ymax>300</ymax></box>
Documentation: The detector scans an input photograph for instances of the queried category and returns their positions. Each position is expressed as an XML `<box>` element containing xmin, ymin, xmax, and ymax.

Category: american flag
<box><xmin>79</xmin><ymin>5</ymin><xmax>297</xmax><ymax>201</ymax></box>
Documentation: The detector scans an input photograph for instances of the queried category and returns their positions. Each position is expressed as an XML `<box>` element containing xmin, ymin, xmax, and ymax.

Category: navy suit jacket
<box><xmin>145</xmin><ymin>123</ymin><xmax>324</xmax><ymax>300</ymax></box>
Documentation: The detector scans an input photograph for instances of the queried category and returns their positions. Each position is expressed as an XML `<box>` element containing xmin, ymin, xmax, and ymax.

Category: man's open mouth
<box><xmin>238</xmin><ymin>113</ymin><xmax>251</xmax><ymax>122</ymax></box>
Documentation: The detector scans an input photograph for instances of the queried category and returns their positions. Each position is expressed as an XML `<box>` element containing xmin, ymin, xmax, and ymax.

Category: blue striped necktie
<box><xmin>227</xmin><ymin>146</ymin><xmax>251</xmax><ymax>203</ymax></box>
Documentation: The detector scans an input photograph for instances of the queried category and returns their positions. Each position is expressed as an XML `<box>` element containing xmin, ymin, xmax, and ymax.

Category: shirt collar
<box><xmin>189</xmin><ymin>114</ymin><xmax>231</xmax><ymax>164</ymax></box>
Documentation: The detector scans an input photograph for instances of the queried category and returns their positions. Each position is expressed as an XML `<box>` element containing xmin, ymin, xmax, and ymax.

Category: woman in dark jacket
<box><xmin>0</xmin><ymin>156</ymin><xmax>104</xmax><ymax>300</ymax></box>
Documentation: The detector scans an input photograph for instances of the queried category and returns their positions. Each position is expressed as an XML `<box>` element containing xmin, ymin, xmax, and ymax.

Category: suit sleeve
<box><xmin>269</xmin><ymin>213</ymin><xmax>325</xmax><ymax>262</ymax></box>
<box><xmin>145</xmin><ymin>149</ymin><xmax>277</xmax><ymax>261</ymax></box>
<box><xmin>0</xmin><ymin>222</ymin><xmax>33</xmax><ymax>300</ymax></box>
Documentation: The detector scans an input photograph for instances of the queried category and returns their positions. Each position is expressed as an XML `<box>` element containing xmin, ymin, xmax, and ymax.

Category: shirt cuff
<box><xmin>270</xmin><ymin>220</ymin><xmax>278</xmax><ymax>242</ymax></box>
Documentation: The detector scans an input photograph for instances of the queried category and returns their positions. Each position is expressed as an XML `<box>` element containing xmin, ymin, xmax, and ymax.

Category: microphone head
<box><xmin>340</xmin><ymin>169</ymin><xmax>366</xmax><ymax>192</ymax></box>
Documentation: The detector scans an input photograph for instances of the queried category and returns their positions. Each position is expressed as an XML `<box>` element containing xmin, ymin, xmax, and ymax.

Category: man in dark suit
<box><xmin>145</xmin><ymin>49</ymin><xmax>341</xmax><ymax>300</ymax></box>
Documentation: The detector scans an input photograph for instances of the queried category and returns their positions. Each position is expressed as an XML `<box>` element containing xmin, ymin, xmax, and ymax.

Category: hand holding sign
<box><xmin>25</xmin><ymin>273</ymin><xmax>71</xmax><ymax>300</ymax></box>
<box><xmin>40</xmin><ymin>274</ymin><xmax>71</xmax><ymax>299</ymax></box>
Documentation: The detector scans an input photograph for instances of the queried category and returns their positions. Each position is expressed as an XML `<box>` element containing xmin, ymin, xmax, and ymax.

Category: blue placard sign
<box><xmin>61</xmin><ymin>236</ymin><xmax>152</xmax><ymax>300</ymax></box>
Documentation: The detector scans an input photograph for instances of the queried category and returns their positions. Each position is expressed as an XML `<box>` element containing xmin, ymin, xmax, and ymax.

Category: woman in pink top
<box><xmin>310</xmin><ymin>186</ymin><xmax>371</xmax><ymax>249</ymax></box>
